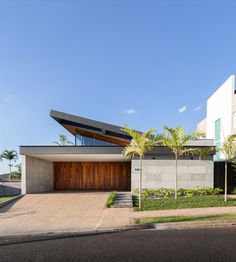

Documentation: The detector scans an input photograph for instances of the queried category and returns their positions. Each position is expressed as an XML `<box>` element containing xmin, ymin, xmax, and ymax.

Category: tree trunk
<box><xmin>139</xmin><ymin>156</ymin><xmax>143</xmax><ymax>210</ymax></box>
<box><xmin>9</xmin><ymin>160</ymin><xmax>12</xmax><ymax>182</ymax></box>
<box><xmin>175</xmin><ymin>157</ymin><xmax>178</xmax><ymax>200</ymax></box>
<box><xmin>224</xmin><ymin>161</ymin><xmax>228</xmax><ymax>202</ymax></box>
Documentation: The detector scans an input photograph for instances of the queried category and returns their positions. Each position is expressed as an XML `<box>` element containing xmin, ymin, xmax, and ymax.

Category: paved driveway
<box><xmin>0</xmin><ymin>192</ymin><xmax>131</xmax><ymax>236</ymax></box>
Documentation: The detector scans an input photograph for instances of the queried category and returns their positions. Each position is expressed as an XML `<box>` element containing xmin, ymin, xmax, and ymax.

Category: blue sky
<box><xmin>1</xmin><ymin>0</ymin><xmax>236</xmax><ymax>173</ymax></box>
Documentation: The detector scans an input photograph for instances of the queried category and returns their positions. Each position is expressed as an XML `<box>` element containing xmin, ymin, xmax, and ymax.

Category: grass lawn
<box><xmin>133</xmin><ymin>196</ymin><xmax>236</xmax><ymax>211</ymax></box>
<box><xmin>0</xmin><ymin>195</ymin><xmax>16</xmax><ymax>203</ymax></box>
<box><xmin>135</xmin><ymin>214</ymin><xmax>236</xmax><ymax>224</ymax></box>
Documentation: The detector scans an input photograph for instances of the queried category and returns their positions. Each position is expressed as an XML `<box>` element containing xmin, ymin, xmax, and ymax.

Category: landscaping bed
<box><xmin>133</xmin><ymin>196</ymin><xmax>236</xmax><ymax>211</ymax></box>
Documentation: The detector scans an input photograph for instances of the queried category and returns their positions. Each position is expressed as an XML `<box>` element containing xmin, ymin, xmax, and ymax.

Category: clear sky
<box><xmin>1</xmin><ymin>0</ymin><xmax>236</xmax><ymax>173</ymax></box>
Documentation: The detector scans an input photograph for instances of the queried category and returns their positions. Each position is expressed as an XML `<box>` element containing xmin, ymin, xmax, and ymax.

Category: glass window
<box><xmin>214</xmin><ymin>118</ymin><xmax>221</xmax><ymax>160</ymax></box>
<box><xmin>75</xmin><ymin>134</ymin><xmax>116</xmax><ymax>146</ymax></box>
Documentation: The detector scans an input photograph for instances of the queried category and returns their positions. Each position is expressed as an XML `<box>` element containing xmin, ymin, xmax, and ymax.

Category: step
<box><xmin>114</xmin><ymin>199</ymin><xmax>132</xmax><ymax>203</ymax></box>
<box><xmin>111</xmin><ymin>192</ymin><xmax>133</xmax><ymax>208</ymax></box>
<box><xmin>112</xmin><ymin>204</ymin><xmax>133</xmax><ymax>208</ymax></box>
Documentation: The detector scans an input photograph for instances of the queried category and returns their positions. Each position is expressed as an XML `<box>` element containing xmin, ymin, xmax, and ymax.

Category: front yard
<box><xmin>133</xmin><ymin>196</ymin><xmax>236</xmax><ymax>211</ymax></box>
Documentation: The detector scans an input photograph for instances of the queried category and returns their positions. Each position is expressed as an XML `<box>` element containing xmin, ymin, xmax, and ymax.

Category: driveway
<box><xmin>0</xmin><ymin>192</ymin><xmax>131</xmax><ymax>236</ymax></box>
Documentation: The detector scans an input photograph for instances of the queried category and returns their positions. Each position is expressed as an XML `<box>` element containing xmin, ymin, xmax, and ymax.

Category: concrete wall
<box><xmin>0</xmin><ymin>173</ymin><xmax>11</xmax><ymax>181</ymax></box>
<box><xmin>22</xmin><ymin>156</ymin><xmax>53</xmax><ymax>194</ymax></box>
<box><xmin>0</xmin><ymin>181</ymin><xmax>21</xmax><ymax>196</ymax></box>
<box><xmin>131</xmin><ymin>159</ymin><xmax>214</xmax><ymax>190</ymax></box>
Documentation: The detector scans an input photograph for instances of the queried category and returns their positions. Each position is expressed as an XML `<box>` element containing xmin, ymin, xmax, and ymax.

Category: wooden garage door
<box><xmin>53</xmin><ymin>162</ymin><xmax>131</xmax><ymax>190</ymax></box>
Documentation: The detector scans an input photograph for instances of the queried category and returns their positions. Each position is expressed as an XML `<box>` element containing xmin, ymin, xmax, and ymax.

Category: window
<box><xmin>214</xmin><ymin>118</ymin><xmax>221</xmax><ymax>160</ymax></box>
<box><xmin>75</xmin><ymin>134</ymin><xmax>115</xmax><ymax>146</ymax></box>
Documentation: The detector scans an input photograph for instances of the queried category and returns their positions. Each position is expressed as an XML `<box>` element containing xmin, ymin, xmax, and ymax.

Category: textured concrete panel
<box><xmin>22</xmin><ymin>156</ymin><xmax>53</xmax><ymax>194</ymax></box>
<box><xmin>131</xmin><ymin>159</ymin><xmax>214</xmax><ymax>190</ymax></box>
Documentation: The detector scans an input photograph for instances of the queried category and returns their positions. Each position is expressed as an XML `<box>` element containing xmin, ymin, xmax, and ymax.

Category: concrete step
<box><xmin>112</xmin><ymin>204</ymin><xmax>133</xmax><ymax>208</ymax></box>
<box><xmin>112</xmin><ymin>192</ymin><xmax>133</xmax><ymax>208</ymax></box>
<box><xmin>115</xmin><ymin>197</ymin><xmax>132</xmax><ymax>201</ymax></box>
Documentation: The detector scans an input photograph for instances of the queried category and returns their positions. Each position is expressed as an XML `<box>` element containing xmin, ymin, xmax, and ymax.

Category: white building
<box><xmin>197</xmin><ymin>75</ymin><xmax>236</xmax><ymax>160</ymax></box>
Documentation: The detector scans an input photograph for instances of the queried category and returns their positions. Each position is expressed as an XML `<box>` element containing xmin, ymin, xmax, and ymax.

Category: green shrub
<box><xmin>231</xmin><ymin>188</ymin><xmax>236</xmax><ymax>194</ymax></box>
<box><xmin>132</xmin><ymin>187</ymin><xmax>223</xmax><ymax>199</ymax></box>
<box><xmin>106</xmin><ymin>191</ymin><xmax>117</xmax><ymax>208</ymax></box>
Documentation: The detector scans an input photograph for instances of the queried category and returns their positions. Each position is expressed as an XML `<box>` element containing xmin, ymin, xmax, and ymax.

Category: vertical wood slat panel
<box><xmin>53</xmin><ymin>162</ymin><xmax>131</xmax><ymax>190</ymax></box>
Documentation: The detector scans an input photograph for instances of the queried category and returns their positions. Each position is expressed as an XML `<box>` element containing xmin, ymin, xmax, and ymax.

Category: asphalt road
<box><xmin>1</xmin><ymin>227</ymin><xmax>236</xmax><ymax>262</ymax></box>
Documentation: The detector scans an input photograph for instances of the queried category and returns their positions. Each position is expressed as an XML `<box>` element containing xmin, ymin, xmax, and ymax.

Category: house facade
<box><xmin>20</xmin><ymin>110</ymin><xmax>215</xmax><ymax>194</ymax></box>
<box><xmin>197</xmin><ymin>75</ymin><xmax>236</xmax><ymax>160</ymax></box>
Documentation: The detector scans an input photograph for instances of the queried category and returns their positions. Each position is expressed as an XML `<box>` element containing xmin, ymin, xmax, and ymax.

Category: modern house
<box><xmin>20</xmin><ymin>110</ymin><xmax>215</xmax><ymax>194</ymax></box>
<box><xmin>197</xmin><ymin>75</ymin><xmax>236</xmax><ymax>160</ymax></box>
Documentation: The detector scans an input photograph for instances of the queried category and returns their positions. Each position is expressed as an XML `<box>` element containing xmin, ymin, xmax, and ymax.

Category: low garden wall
<box><xmin>0</xmin><ymin>181</ymin><xmax>21</xmax><ymax>196</ymax></box>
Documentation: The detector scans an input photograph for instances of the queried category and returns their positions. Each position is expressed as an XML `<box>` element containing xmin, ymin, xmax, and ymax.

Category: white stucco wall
<box><xmin>206</xmin><ymin>75</ymin><xmax>235</xmax><ymax>159</ymax></box>
<box><xmin>22</xmin><ymin>156</ymin><xmax>53</xmax><ymax>194</ymax></box>
<box><xmin>131</xmin><ymin>159</ymin><xmax>214</xmax><ymax>190</ymax></box>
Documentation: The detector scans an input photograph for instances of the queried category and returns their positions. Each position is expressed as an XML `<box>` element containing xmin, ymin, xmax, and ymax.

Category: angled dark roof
<box><xmin>50</xmin><ymin>110</ymin><xmax>132</xmax><ymax>146</ymax></box>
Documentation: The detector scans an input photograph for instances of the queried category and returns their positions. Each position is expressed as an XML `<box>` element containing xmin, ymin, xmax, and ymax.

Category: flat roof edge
<box><xmin>20</xmin><ymin>146</ymin><xmax>125</xmax><ymax>155</ymax></box>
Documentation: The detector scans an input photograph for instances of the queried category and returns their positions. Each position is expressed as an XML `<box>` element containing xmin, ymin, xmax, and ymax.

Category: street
<box><xmin>1</xmin><ymin>227</ymin><xmax>236</xmax><ymax>261</ymax></box>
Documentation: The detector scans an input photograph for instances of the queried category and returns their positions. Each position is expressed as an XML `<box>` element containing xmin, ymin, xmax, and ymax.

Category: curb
<box><xmin>134</xmin><ymin>219</ymin><xmax>236</xmax><ymax>231</ymax></box>
<box><xmin>1</xmin><ymin>220</ymin><xmax>236</xmax><ymax>246</ymax></box>
<box><xmin>0</xmin><ymin>194</ymin><xmax>24</xmax><ymax>209</ymax></box>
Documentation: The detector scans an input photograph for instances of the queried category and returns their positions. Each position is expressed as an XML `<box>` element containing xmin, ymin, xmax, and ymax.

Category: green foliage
<box><xmin>52</xmin><ymin>134</ymin><xmax>74</xmax><ymax>146</ymax></box>
<box><xmin>134</xmin><ymin>195</ymin><xmax>236</xmax><ymax>211</ymax></box>
<box><xmin>122</xmin><ymin>125</ymin><xmax>156</xmax><ymax>158</ymax></box>
<box><xmin>133</xmin><ymin>187</ymin><xmax>222</xmax><ymax>199</ymax></box>
<box><xmin>155</xmin><ymin>125</ymin><xmax>208</xmax><ymax>159</ymax></box>
<box><xmin>220</xmin><ymin>134</ymin><xmax>236</xmax><ymax>161</ymax></box>
<box><xmin>105</xmin><ymin>191</ymin><xmax>117</xmax><ymax>208</ymax></box>
<box><xmin>231</xmin><ymin>188</ymin><xmax>236</xmax><ymax>194</ymax></box>
<box><xmin>1</xmin><ymin>150</ymin><xmax>18</xmax><ymax>162</ymax></box>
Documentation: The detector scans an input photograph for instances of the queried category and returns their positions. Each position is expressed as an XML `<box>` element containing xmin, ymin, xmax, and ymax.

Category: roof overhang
<box><xmin>20</xmin><ymin>146</ymin><xmax>130</xmax><ymax>162</ymax></box>
<box><xmin>50</xmin><ymin>110</ymin><xmax>132</xmax><ymax>146</ymax></box>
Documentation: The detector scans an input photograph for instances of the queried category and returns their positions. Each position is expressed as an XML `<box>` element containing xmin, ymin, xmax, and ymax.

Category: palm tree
<box><xmin>12</xmin><ymin>163</ymin><xmax>22</xmax><ymax>180</ymax></box>
<box><xmin>156</xmin><ymin>126</ymin><xmax>205</xmax><ymax>199</ymax></box>
<box><xmin>220</xmin><ymin>134</ymin><xmax>236</xmax><ymax>202</ymax></box>
<box><xmin>1</xmin><ymin>150</ymin><xmax>18</xmax><ymax>181</ymax></box>
<box><xmin>122</xmin><ymin>125</ymin><xmax>156</xmax><ymax>209</ymax></box>
<box><xmin>52</xmin><ymin>134</ymin><xmax>73</xmax><ymax>146</ymax></box>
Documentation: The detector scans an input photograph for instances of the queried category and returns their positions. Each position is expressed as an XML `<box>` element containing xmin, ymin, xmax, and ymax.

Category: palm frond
<box><xmin>122</xmin><ymin>125</ymin><xmax>156</xmax><ymax>157</ymax></box>
<box><xmin>221</xmin><ymin>134</ymin><xmax>236</xmax><ymax>160</ymax></box>
<box><xmin>1</xmin><ymin>150</ymin><xmax>18</xmax><ymax>161</ymax></box>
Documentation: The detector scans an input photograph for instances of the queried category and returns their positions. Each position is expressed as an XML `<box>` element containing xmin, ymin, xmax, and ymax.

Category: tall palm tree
<box><xmin>220</xmin><ymin>134</ymin><xmax>236</xmax><ymax>202</ymax></box>
<box><xmin>52</xmin><ymin>134</ymin><xmax>73</xmax><ymax>146</ymax></box>
<box><xmin>122</xmin><ymin>125</ymin><xmax>156</xmax><ymax>209</ymax></box>
<box><xmin>1</xmin><ymin>150</ymin><xmax>18</xmax><ymax>181</ymax></box>
<box><xmin>156</xmin><ymin>126</ymin><xmax>205</xmax><ymax>199</ymax></box>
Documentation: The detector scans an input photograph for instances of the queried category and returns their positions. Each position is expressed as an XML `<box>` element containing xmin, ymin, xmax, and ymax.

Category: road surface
<box><xmin>1</xmin><ymin>227</ymin><xmax>236</xmax><ymax>261</ymax></box>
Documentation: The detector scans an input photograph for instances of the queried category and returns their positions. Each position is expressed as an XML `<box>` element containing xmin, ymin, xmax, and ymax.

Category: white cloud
<box><xmin>194</xmin><ymin>106</ymin><xmax>201</xmax><ymax>111</ymax></box>
<box><xmin>178</xmin><ymin>106</ymin><xmax>187</xmax><ymax>114</ymax></box>
<box><xmin>124</xmin><ymin>108</ymin><xmax>139</xmax><ymax>114</ymax></box>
